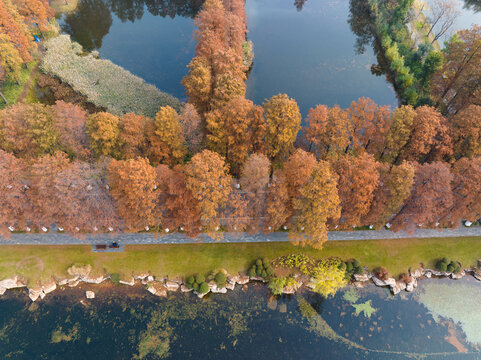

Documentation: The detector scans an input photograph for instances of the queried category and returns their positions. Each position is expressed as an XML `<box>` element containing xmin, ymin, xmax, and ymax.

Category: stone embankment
<box><xmin>2</xmin><ymin>261</ymin><xmax>481</xmax><ymax>301</ymax></box>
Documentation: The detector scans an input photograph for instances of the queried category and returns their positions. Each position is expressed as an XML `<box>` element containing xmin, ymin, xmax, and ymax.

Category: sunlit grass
<box><xmin>1</xmin><ymin>236</ymin><xmax>480</xmax><ymax>285</ymax></box>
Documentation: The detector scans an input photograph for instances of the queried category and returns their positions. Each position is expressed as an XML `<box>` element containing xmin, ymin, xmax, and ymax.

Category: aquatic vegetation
<box><xmin>352</xmin><ymin>300</ymin><xmax>377</xmax><ymax>318</ymax></box>
<box><xmin>50</xmin><ymin>324</ymin><xmax>80</xmax><ymax>343</ymax></box>
<box><xmin>343</xmin><ymin>289</ymin><xmax>360</xmax><ymax>303</ymax></box>
<box><xmin>135</xmin><ymin>310</ymin><xmax>173</xmax><ymax>359</ymax></box>
<box><xmin>418</xmin><ymin>282</ymin><xmax>481</xmax><ymax>345</ymax></box>
<box><xmin>41</xmin><ymin>35</ymin><xmax>180</xmax><ymax>117</ymax></box>
<box><xmin>228</xmin><ymin>313</ymin><xmax>248</xmax><ymax>338</ymax></box>
<box><xmin>297</xmin><ymin>296</ymin><xmax>364</xmax><ymax>350</ymax></box>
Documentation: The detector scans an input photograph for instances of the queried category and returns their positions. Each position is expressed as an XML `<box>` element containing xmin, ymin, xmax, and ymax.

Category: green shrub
<box><xmin>186</xmin><ymin>276</ymin><xmax>195</xmax><ymax>285</ymax></box>
<box><xmin>41</xmin><ymin>35</ymin><xmax>180</xmax><ymax>117</ymax></box>
<box><xmin>338</xmin><ymin>262</ymin><xmax>347</xmax><ymax>271</ymax></box>
<box><xmin>193</xmin><ymin>282</ymin><xmax>199</xmax><ymax>291</ymax></box>
<box><xmin>247</xmin><ymin>267</ymin><xmax>256</xmax><ymax>278</ymax></box>
<box><xmin>354</xmin><ymin>266</ymin><xmax>364</xmax><ymax>275</ymax></box>
<box><xmin>199</xmin><ymin>282</ymin><xmax>209</xmax><ymax>294</ymax></box>
<box><xmin>352</xmin><ymin>259</ymin><xmax>360</xmax><ymax>268</ymax></box>
<box><xmin>436</xmin><ymin>261</ymin><xmax>447</xmax><ymax>272</ymax></box>
<box><xmin>346</xmin><ymin>262</ymin><xmax>353</xmax><ymax>272</ymax></box>
<box><xmin>215</xmin><ymin>272</ymin><xmax>227</xmax><ymax>286</ymax></box>
<box><xmin>256</xmin><ymin>266</ymin><xmax>263</xmax><ymax>276</ymax></box>
<box><xmin>110</xmin><ymin>273</ymin><xmax>121</xmax><ymax>285</ymax></box>
<box><xmin>268</xmin><ymin>277</ymin><xmax>286</xmax><ymax>296</ymax></box>
<box><xmin>261</xmin><ymin>270</ymin><xmax>267</xmax><ymax>278</ymax></box>
<box><xmin>262</xmin><ymin>258</ymin><xmax>269</xmax><ymax>267</ymax></box>
<box><xmin>266</xmin><ymin>267</ymin><xmax>274</xmax><ymax>276</ymax></box>
<box><xmin>447</xmin><ymin>264</ymin><xmax>454</xmax><ymax>273</ymax></box>
<box><xmin>441</xmin><ymin>257</ymin><xmax>450</xmax><ymax>265</ymax></box>
<box><xmin>195</xmin><ymin>274</ymin><xmax>205</xmax><ymax>284</ymax></box>
<box><xmin>256</xmin><ymin>259</ymin><xmax>263</xmax><ymax>267</ymax></box>
<box><xmin>185</xmin><ymin>282</ymin><xmax>193</xmax><ymax>289</ymax></box>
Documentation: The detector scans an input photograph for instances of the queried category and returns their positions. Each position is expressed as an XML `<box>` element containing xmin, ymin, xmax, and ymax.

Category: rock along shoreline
<box><xmin>1</xmin><ymin>262</ymin><xmax>481</xmax><ymax>302</ymax></box>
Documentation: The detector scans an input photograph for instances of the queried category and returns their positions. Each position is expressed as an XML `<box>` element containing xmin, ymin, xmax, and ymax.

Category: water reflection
<box><xmin>60</xmin><ymin>0</ymin><xmax>202</xmax><ymax>51</ymax></box>
<box><xmin>463</xmin><ymin>0</ymin><xmax>481</xmax><ymax>12</ymax></box>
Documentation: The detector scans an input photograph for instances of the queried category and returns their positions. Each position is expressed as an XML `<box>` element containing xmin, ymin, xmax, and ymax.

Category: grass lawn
<box><xmin>0</xmin><ymin>61</ymin><xmax>38</xmax><ymax>110</ymax></box>
<box><xmin>1</xmin><ymin>236</ymin><xmax>481</xmax><ymax>286</ymax></box>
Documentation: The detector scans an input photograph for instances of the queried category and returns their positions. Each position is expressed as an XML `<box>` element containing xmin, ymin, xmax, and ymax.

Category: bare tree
<box><xmin>426</xmin><ymin>0</ymin><xmax>461</xmax><ymax>44</ymax></box>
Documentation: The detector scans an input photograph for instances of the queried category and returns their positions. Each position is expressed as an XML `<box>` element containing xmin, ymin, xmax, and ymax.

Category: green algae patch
<box><xmin>352</xmin><ymin>300</ymin><xmax>377</xmax><ymax>318</ymax></box>
<box><xmin>343</xmin><ymin>288</ymin><xmax>360</xmax><ymax>303</ymax></box>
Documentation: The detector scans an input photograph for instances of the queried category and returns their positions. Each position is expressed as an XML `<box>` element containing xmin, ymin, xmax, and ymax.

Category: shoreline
<box><xmin>1</xmin><ymin>261</ymin><xmax>481</xmax><ymax>303</ymax></box>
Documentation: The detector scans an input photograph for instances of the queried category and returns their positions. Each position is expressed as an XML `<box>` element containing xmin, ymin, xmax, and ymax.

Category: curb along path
<box><xmin>1</xmin><ymin>227</ymin><xmax>481</xmax><ymax>245</ymax></box>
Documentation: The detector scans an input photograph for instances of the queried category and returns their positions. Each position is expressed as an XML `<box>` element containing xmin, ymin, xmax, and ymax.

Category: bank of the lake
<box><xmin>1</xmin><ymin>236</ymin><xmax>481</xmax><ymax>286</ymax></box>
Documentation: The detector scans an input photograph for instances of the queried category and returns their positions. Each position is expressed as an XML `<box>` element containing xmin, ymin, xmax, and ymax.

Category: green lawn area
<box><xmin>0</xmin><ymin>61</ymin><xmax>38</xmax><ymax>110</ymax></box>
<box><xmin>1</xmin><ymin>236</ymin><xmax>481</xmax><ymax>286</ymax></box>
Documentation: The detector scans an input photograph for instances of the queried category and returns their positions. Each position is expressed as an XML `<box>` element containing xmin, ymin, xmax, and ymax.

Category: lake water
<box><xmin>1</xmin><ymin>278</ymin><xmax>481</xmax><ymax>359</ymax></box>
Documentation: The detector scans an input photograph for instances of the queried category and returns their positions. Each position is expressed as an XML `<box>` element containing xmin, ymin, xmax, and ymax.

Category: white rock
<box><xmin>0</xmin><ymin>287</ymin><xmax>6</xmax><ymax>295</ymax></box>
<box><xmin>108</xmin><ymin>227</ymin><xmax>114</xmax><ymax>232</ymax></box>
<box><xmin>147</xmin><ymin>276</ymin><xmax>154</xmax><ymax>282</ymax></box>
<box><xmin>0</xmin><ymin>276</ymin><xmax>26</xmax><ymax>290</ymax></box>
<box><xmin>237</xmin><ymin>275</ymin><xmax>250</xmax><ymax>285</ymax></box>
<box><xmin>8</xmin><ymin>226</ymin><xmax>14</xmax><ymax>232</ymax></box>
<box><xmin>354</xmin><ymin>273</ymin><xmax>371</xmax><ymax>282</ymax></box>
<box><xmin>165</xmin><ymin>280</ymin><xmax>179</xmax><ymax>291</ymax></box>
<box><xmin>225</xmin><ymin>282</ymin><xmax>235</xmax><ymax>291</ymax></box>
<box><xmin>409</xmin><ymin>268</ymin><xmax>423</xmax><ymax>278</ymax></box>
<box><xmin>119</xmin><ymin>278</ymin><xmax>135</xmax><ymax>286</ymax></box>
<box><xmin>68</xmin><ymin>280</ymin><xmax>80</xmax><ymax>287</ymax></box>
<box><xmin>425</xmin><ymin>271</ymin><xmax>432</xmax><ymax>278</ymax></box>
<box><xmin>227</xmin><ymin>275</ymin><xmax>239</xmax><ymax>285</ymax></box>
<box><xmin>26</xmin><ymin>227</ymin><xmax>31</xmax><ymax>232</ymax></box>
<box><xmin>42</xmin><ymin>281</ymin><xmax>57</xmax><ymax>294</ymax></box>
<box><xmin>82</xmin><ymin>275</ymin><xmax>108</xmax><ymax>284</ymax></box>
<box><xmin>391</xmin><ymin>281</ymin><xmax>406</xmax><ymax>295</ymax></box>
<box><xmin>165</xmin><ymin>228</ymin><xmax>169</xmax><ymax>233</ymax></box>
<box><xmin>211</xmin><ymin>287</ymin><xmax>227</xmax><ymax>293</ymax></box>
<box><xmin>39</xmin><ymin>291</ymin><xmax>46</xmax><ymax>299</ymax></box>
<box><xmin>180</xmin><ymin>285</ymin><xmax>193</xmax><ymax>292</ymax></box>
<box><xmin>28</xmin><ymin>289</ymin><xmax>41</xmax><ymax>302</ymax></box>
<box><xmin>42</xmin><ymin>227</ymin><xmax>48</xmax><ymax>232</ymax></box>
<box><xmin>86</xmin><ymin>291</ymin><xmax>95</xmax><ymax>299</ymax></box>
<box><xmin>372</xmin><ymin>276</ymin><xmax>396</xmax><ymax>287</ymax></box>
<box><xmin>465</xmin><ymin>220</ymin><xmax>473</xmax><ymax>227</ymax></box>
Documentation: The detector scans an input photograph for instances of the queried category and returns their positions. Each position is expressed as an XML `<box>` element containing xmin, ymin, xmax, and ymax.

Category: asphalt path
<box><xmin>0</xmin><ymin>226</ymin><xmax>480</xmax><ymax>245</ymax></box>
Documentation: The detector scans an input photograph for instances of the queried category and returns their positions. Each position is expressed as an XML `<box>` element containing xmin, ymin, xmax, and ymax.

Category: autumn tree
<box><xmin>385</xmin><ymin>105</ymin><xmax>452</xmax><ymax>164</ymax></box>
<box><xmin>0</xmin><ymin>0</ymin><xmax>34</xmax><ymax>62</ymax></box>
<box><xmin>86</xmin><ymin>112</ymin><xmax>120</xmax><ymax>157</ymax></box>
<box><xmin>221</xmin><ymin>181</ymin><xmax>249</xmax><ymax>233</ymax></box>
<box><xmin>442</xmin><ymin>157</ymin><xmax>481</xmax><ymax>226</ymax></box>
<box><xmin>184</xmin><ymin>150</ymin><xmax>232</xmax><ymax>234</ymax></box>
<box><xmin>347</xmin><ymin>97</ymin><xmax>391</xmax><ymax>158</ymax></box>
<box><xmin>283</xmin><ymin>149</ymin><xmax>317</xmax><ymax>214</ymax></box>
<box><xmin>51</xmin><ymin>160</ymin><xmax>122</xmax><ymax>234</ymax></box>
<box><xmin>156</xmin><ymin>164</ymin><xmax>202</xmax><ymax>237</ymax></box>
<box><xmin>181</xmin><ymin>56</ymin><xmax>212</xmax><ymax>115</ymax></box>
<box><xmin>116</xmin><ymin>113</ymin><xmax>150</xmax><ymax>160</ymax></box>
<box><xmin>290</xmin><ymin>161</ymin><xmax>341</xmax><ymax>249</ymax></box>
<box><xmin>332</xmin><ymin>153</ymin><xmax>380</xmax><ymax>228</ymax></box>
<box><xmin>52</xmin><ymin>101</ymin><xmax>90</xmax><ymax>159</ymax></box>
<box><xmin>0</xmin><ymin>150</ymin><xmax>28</xmax><ymax>236</ymax></box>
<box><xmin>240</xmin><ymin>153</ymin><xmax>270</xmax><ymax>233</ymax></box>
<box><xmin>13</xmin><ymin>0</ymin><xmax>55</xmax><ymax>33</ymax></box>
<box><xmin>148</xmin><ymin>106</ymin><xmax>187</xmax><ymax>166</ymax></box>
<box><xmin>107</xmin><ymin>157</ymin><xmax>158</xmax><ymax>231</ymax></box>
<box><xmin>206</xmin><ymin>97</ymin><xmax>265</xmax><ymax>174</ymax></box>
<box><xmin>180</xmin><ymin>103</ymin><xmax>204</xmax><ymax>154</ymax></box>
<box><xmin>0</xmin><ymin>33</ymin><xmax>22</xmax><ymax>85</ymax></box>
<box><xmin>264</xmin><ymin>94</ymin><xmax>301</xmax><ymax>161</ymax></box>
<box><xmin>431</xmin><ymin>25</ymin><xmax>481</xmax><ymax>114</ymax></box>
<box><xmin>263</xmin><ymin>169</ymin><xmax>290</xmax><ymax>232</ymax></box>
<box><xmin>304</xmin><ymin>104</ymin><xmax>350</xmax><ymax>158</ymax></box>
<box><xmin>391</xmin><ymin>162</ymin><xmax>453</xmax><ymax>232</ymax></box>
<box><xmin>27</xmin><ymin>151</ymin><xmax>70</xmax><ymax>229</ymax></box>
<box><xmin>362</xmin><ymin>161</ymin><xmax>415</xmax><ymax>226</ymax></box>
<box><xmin>0</xmin><ymin>103</ymin><xmax>58</xmax><ymax>157</ymax></box>
<box><xmin>451</xmin><ymin>105</ymin><xmax>481</xmax><ymax>159</ymax></box>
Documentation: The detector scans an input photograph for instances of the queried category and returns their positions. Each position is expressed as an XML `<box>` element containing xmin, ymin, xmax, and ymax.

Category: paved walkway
<box><xmin>0</xmin><ymin>226</ymin><xmax>480</xmax><ymax>245</ymax></box>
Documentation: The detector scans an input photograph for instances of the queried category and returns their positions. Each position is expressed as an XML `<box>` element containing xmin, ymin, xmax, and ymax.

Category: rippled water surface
<box><xmin>1</xmin><ymin>278</ymin><xmax>481</xmax><ymax>359</ymax></box>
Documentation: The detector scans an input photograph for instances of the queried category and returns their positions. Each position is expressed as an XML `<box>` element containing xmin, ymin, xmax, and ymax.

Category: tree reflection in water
<box><xmin>462</xmin><ymin>0</ymin><xmax>481</xmax><ymax>13</ymax></box>
<box><xmin>61</xmin><ymin>0</ymin><xmax>203</xmax><ymax>51</ymax></box>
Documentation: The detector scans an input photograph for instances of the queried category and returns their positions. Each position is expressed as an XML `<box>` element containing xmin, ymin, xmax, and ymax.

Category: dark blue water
<box><xmin>1</xmin><ymin>279</ymin><xmax>480</xmax><ymax>359</ymax></box>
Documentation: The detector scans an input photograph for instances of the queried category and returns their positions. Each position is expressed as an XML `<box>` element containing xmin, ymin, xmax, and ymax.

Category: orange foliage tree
<box><xmin>184</xmin><ymin>150</ymin><xmax>232</xmax><ymax>234</ymax></box>
<box><xmin>86</xmin><ymin>112</ymin><xmax>120</xmax><ymax>158</ymax></box>
<box><xmin>451</xmin><ymin>105</ymin><xmax>481</xmax><ymax>159</ymax></box>
<box><xmin>156</xmin><ymin>164</ymin><xmax>202</xmax><ymax>237</ymax></box>
<box><xmin>290</xmin><ymin>161</ymin><xmax>340</xmax><ymax>248</ymax></box>
<box><xmin>118</xmin><ymin>112</ymin><xmax>150</xmax><ymax>160</ymax></box>
<box><xmin>107</xmin><ymin>157</ymin><xmax>158</xmax><ymax>231</ymax></box>
<box><xmin>332</xmin><ymin>152</ymin><xmax>380</xmax><ymax>228</ymax></box>
<box><xmin>263</xmin><ymin>169</ymin><xmax>290</xmax><ymax>232</ymax></box>
<box><xmin>392</xmin><ymin>162</ymin><xmax>453</xmax><ymax>232</ymax></box>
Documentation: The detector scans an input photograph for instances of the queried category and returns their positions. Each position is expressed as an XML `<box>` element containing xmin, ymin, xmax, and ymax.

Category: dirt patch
<box><xmin>443</xmin><ymin>320</ymin><xmax>469</xmax><ymax>353</ymax></box>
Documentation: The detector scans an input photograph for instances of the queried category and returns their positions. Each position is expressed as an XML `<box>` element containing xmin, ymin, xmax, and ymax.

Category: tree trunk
<box><xmin>0</xmin><ymin>91</ymin><xmax>7</xmax><ymax>104</ymax></box>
